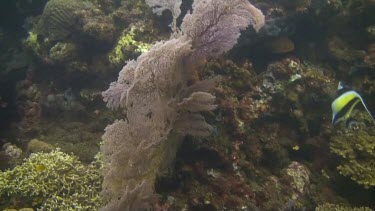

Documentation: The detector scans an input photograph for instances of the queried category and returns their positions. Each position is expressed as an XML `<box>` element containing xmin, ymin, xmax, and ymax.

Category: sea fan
<box><xmin>100</xmin><ymin>0</ymin><xmax>265</xmax><ymax>210</ymax></box>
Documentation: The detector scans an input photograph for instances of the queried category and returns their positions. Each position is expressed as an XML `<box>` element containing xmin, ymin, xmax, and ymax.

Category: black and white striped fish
<box><xmin>331</xmin><ymin>82</ymin><xmax>375</xmax><ymax>125</ymax></box>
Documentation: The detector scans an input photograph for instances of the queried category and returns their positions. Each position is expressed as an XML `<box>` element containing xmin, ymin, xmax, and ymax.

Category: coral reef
<box><xmin>26</xmin><ymin>139</ymin><xmax>54</xmax><ymax>154</ymax></box>
<box><xmin>267</xmin><ymin>36</ymin><xmax>295</xmax><ymax>54</ymax></box>
<box><xmin>284</xmin><ymin>161</ymin><xmax>310</xmax><ymax>201</ymax></box>
<box><xmin>1</xmin><ymin>0</ymin><xmax>375</xmax><ymax>209</ymax></box>
<box><xmin>327</xmin><ymin>36</ymin><xmax>366</xmax><ymax>63</ymax></box>
<box><xmin>364</xmin><ymin>43</ymin><xmax>375</xmax><ymax>67</ymax></box>
<box><xmin>316</xmin><ymin>203</ymin><xmax>372</xmax><ymax>211</ymax></box>
<box><xmin>2</xmin><ymin>143</ymin><xmax>22</xmax><ymax>167</ymax></box>
<box><xmin>279</xmin><ymin>0</ymin><xmax>311</xmax><ymax>12</ymax></box>
<box><xmin>37</xmin><ymin>0</ymin><xmax>85</xmax><ymax>40</ymax></box>
<box><xmin>14</xmin><ymin>115</ymin><xmax>105</xmax><ymax>163</ymax></box>
<box><xmin>154</xmin><ymin>53</ymin><xmax>361</xmax><ymax>209</ymax></box>
<box><xmin>48</xmin><ymin>42</ymin><xmax>77</xmax><ymax>63</ymax></box>
<box><xmin>330</xmin><ymin>127</ymin><xmax>375</xmax><ymax>188</ymax></box>
<box><xmin>0</xmin><ymin>149</ymin><xmax>102</xmax><ymax>210</ymax></box>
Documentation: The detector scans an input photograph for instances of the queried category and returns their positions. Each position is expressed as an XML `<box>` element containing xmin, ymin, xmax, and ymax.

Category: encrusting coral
<box><xmin>0</xmin><ymin>149</ymin><xmax>102</xmax><ymax>210</ymax></box>
<box><xmin>101</xmin><ymin>0</ymin><xmax>265</xmax><ymax>210</ymax></box>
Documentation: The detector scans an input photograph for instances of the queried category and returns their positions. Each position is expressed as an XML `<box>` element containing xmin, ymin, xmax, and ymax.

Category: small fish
<box><xmin>35</xmin><ymin>164</ymin><xmax>46</xmax><ymax>172</ymax></box>
<box><xmin>331</xmin><ymin>82</ymin><xmax>375</xmax><ymax>125</ymax></box>
<box><xmin>292</xmin><ymin>145</ymin><xmax>300</xmax><ymax>151</ymax></box>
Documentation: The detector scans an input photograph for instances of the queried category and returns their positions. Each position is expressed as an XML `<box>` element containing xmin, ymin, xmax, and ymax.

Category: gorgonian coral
<box><xmin>101</xmin><ymin>0</ymin><xmax>265</xmax><ymax>210</ymax></box>
<box><xmin>145</xmin><ymin>0</ymin><xmax>182</xmax><ymax>31</ymax></box>
<box><xmin>181</xmin><ymin>0</ymin><xmax>265</xmax><ymax>59</ymax></box>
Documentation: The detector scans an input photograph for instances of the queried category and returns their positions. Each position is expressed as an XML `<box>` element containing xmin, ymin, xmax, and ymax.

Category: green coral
<box><xmin>23</xmin><ymin>31</ymin><xmax>40</xmax><ymax>53</ymax></box>
<box><xmin>108</xmin><ymin>27</ymin><xmax>151</xmax><ymax>64</ymax></box>
<box><xmin>0</xmin><ymin>149</ymin><xmax>102</xmax><ymax>210</ymax></box>
<box><xmin>315</xmin><ymin>203</ymin><xmax>372</xmax><ymax>211</ymax></box>
<box><xmin>22</xmin><ymin>30</ymin><xmax>40</xmax><ymax>59</ymax></box>
<box><xmin>330</xmin><ymin>128</ymin><xmax>375</xmax><ymax>188</ymax></box>
<box><xmin>49</xmin><ymin>42</ymin><xmax>77</xmax><ymax>63</ymax></box>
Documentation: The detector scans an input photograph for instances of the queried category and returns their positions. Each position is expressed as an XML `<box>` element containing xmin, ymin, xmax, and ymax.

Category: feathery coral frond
<box><xmin>181</xmin><ymin>0</ymin><xmax>265</xmax><ymax>59</ymax></box>
<box><xmin>101</xmin><ymin>0</ymin><xmax>264</xmax><ymax>209</ymax></box>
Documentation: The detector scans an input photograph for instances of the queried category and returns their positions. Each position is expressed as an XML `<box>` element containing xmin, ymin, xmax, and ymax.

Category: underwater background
<box><xmin>0</xmin><ymin>0</ymin><xmax>374</xmax><ymax>210</ymax></box>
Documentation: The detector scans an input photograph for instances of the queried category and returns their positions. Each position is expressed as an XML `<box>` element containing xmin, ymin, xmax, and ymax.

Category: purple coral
<box><xmin>145</xmin><ymin>0</ymin><xmax>181</xmax><ymax>17</ymax></box>
<box><xmin>101</xmin><ymin>81</ymin><xmax>128</xmax><ymax>110</ymax></box>
<box><xmin>145</xmin><ymin>0</ymin><xmax>182</xmax><ymax>31</ymax></box>
<box><xmin>100</xmin><ymin>0</ymin><xmax>265</xmax><ymax>210</ymax></box>
<box><xmin>102</xmin><ymin>60</ymin><xmax>137</xmax><ymax>110</ymax></box>
<box><xmin>181</xmin><ymin>0</ymin><xmax>265</xmax><ymax>59</ymax></box>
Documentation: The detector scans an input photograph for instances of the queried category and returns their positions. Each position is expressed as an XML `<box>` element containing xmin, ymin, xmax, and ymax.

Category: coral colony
<box><xmin>1</xmin><ymin>0</ymin><xmax>375</xmax><ymax>210</ymax></box>
<box><xmin>101</xmin><ymin>0</ymin><xmax>264</xmax><ymax>209</ymax></box>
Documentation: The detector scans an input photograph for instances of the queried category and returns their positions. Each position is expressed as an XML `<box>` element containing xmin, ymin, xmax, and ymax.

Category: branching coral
<box><xmin>0</xmin><ymin>149</ymin><xmax>102</xmax><ymax>210</ymax></box>
<box><xmin>315</xmin><ymin>203</ymin><xmax>372</xmax><ymax>211</ymax></box>
<box><xmin>330</xmin><ymin>129</ymin><xmax>375</xmax><ymax>188</ymax></box>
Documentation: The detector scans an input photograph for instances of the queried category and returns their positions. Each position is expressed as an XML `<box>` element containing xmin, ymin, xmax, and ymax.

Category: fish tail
<box><xmin>358</xmin><ymin>95</ymin><xmax>375</xmax><ymax>123</ymax></box>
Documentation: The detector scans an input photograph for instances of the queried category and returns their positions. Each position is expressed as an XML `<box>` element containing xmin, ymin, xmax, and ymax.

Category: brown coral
<box><xmin>38</xmin><ymin>0</ymin><xmax>85</xmax><ymax>40</ymax></box>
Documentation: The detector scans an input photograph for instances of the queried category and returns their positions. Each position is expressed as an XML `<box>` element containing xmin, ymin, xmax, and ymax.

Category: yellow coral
<box><xmin>330</xmin><ymin>129</ymin><xmax>375</xmax><ymax>188</ymax></box>
<box><xmin>0</xmin><ymin>149</ymin><xmax>103</xmax><ymax>210</ymax></box>
<box><xmin>23</xmin><ymin>31</ymin><xmax>41</xmax><ymax>54</ymax></box>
